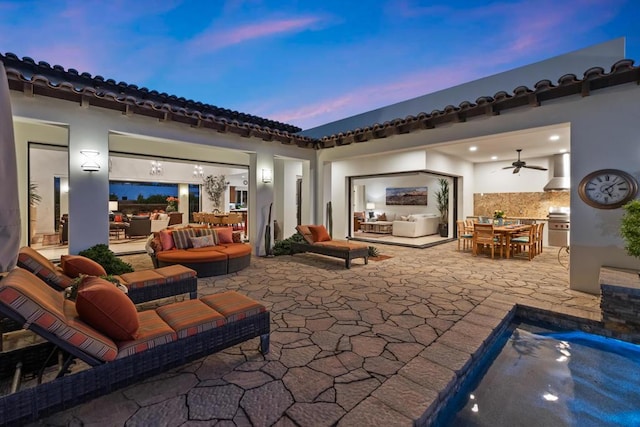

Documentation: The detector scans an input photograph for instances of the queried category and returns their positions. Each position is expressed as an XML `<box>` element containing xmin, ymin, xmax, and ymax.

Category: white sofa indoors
<box><xmin>392</xmin><ymin>213</ymin><xmax>439</xmax><ymax>237</ymax></box>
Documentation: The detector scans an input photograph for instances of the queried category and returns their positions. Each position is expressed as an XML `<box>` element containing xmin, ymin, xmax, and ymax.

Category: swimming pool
<box><xmin>436</xmin><ymin>321</ymin><xmax>640</xmax><ymax>426</ymax></box>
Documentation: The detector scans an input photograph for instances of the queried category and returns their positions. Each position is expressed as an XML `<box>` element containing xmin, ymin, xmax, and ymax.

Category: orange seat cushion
<box><xmin>218</xmin><ymin>244</ymin><xmax>252</xmax><ymax>259</ymax></box>
<box><xmin>156</xmin><ymin>249</ymin><xmax>227</xmax><ymax>263</ymax></box>
<box><xmin>75</xmin><ymin>276</ymin><xmax>139</xmax><ymax>341</ymax></box>
<box><xmin>156</xmin><ymin>300</ymin><xmax>225</xmax><ymax>339</ymax></box>
<box><xmin>201</xmin><ymin>291</ymin><xmax>266</xmax><ymax>323</ymax></box>
<box><xmin>118</xmin><ymin>270</ymin><xmax>166</xmax><ymax>290</ymax></box>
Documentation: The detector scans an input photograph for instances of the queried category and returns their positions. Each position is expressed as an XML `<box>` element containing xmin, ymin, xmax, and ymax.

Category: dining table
<box><xmin>492</xmin><ymin>224</ymin><xmax>532</xmax><ymax>259</ymax></box>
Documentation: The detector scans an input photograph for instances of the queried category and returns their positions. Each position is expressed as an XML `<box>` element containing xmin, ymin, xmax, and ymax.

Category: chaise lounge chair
<box><xmin>0</xmin><ymin>268</ymin><xmax>270</xmax><ymax>425</ymax></box>
<box><xmin>292</xmin><ymin>225</ymin><xmax>369</xmax><ymax>268</ymax></box>
<box><xmin>17</xmin><ymin>246</ymin><xmax>197</xmax><ymax>304</ymax></box>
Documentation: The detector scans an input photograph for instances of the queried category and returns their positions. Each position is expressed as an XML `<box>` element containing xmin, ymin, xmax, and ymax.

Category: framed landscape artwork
<box><xmin>385</xmin><ymin>187</ymin><xmax>428</xmax><ymax>205</ymax></box>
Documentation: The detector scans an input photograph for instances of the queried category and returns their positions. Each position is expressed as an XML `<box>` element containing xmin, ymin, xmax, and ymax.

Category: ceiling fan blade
<box><xmin>502</xmin><ymin>166</ymin><xmax>515</xmax><ymax>170</ymax></box>
<box><xmin>512</xmin><ymin>167</ymin><xmax>521</xmax><ymax>174</ymax></box>
<box><xmin>523</xmin><ymin>165</ymin><xmax>548</xmax><ymax>171</ymax></box>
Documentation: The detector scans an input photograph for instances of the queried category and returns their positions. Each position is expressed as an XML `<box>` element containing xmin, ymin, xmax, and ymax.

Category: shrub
<box><xmin>78</xmin><ymin>244</ymin><xmax>134</xmax><ymax>275</ymax></box>
<box><xmin>273</xmin><ymin>233</ymin><xmax>306</xmax><ymax>256</ymax></box>
<box><xmin>621</xmin><ymin>200</ymin><xmax>640</xmax><ymax>259</ymax></box>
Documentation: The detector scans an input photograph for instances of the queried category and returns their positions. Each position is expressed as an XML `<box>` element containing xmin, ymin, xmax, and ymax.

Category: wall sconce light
<box><xmin>80</xmin><ymin>150</ymin><xmax>100</xmax><ymax>172</ymax></box>
<box><xmin>108</xmin><ymin>201</ymin><xmax>118</xmax><ymax>212</ymax></box>
<box><xmin>193</xmin><ymin>164</ymin><xmax>204</xmax><ymax>178</ymax></box>
<box><xmin>150</xmin><ymin>160</ymin><xmax>163</xmax><ymax>176</ymax></box>
<box><xmin>262</xmin><ymin>168</ymin><xmax>272</xmax><ymax>183</ymax></box>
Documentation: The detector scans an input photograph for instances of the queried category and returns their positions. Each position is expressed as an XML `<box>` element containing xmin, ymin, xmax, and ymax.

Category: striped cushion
<box><xmin>157</xmin><ymin>300</ymin><xmax>225</xmax><ymax>339</ymax></box>
<box><xmin>172</xmin><ymin>228</ymin><xmax>199</xmax><ymax>249</ymax></box>
<box><xmin>17</xmin><ymin>246</ymin><xmax>73</xmax><ymax>291</ymax></box>
<box><xmin>201</xmin><ymin>291</ymin><xmax>266</xmax><ymax>323</ymax></box>
<box><xmin>116</xmin><ymin>310</ymin><xmax>176</xmax><ymax>359</ymax></box>
<box><xmin>118</xmin><ymin>270</ymin><xmax>166</xmax><ymax>290</ymax></box>
<box><xmin>0</xmin><ymin>268</ymin><xmax>118</xmax><ymax>362</ymax></box>
<box><xmin>198</xmin><ymin>228</ymin><xmax>220</xmax><ymax>245</ymax></box>
<box><xmin>153</xmin><ymin>265</ymin><xmax>197</xmax><ymax>283</ymax></box>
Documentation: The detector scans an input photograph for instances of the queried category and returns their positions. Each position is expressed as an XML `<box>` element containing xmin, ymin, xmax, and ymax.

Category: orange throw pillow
<box><xmin>75</xmin><ymin>276</ymin><xmax>139</xmax><ymax>341</ymax></box>
<box><xmin>217</xmin><ymin>227</ymin><xmax>234</xmax><ymax>243</ymax></box>
<box><xmin>61</xmin><ymin>255</ymin><xmax>107</xmax><ymax>278</ymax></box>
<box><xmin>309</xmin><ymin>225</ymin><xmax>331</xmax><ymax>242</ymax></box>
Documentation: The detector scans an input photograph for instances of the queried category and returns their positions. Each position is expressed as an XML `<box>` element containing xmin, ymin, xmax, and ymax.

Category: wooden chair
<box><xmin>535</xmin><ymin>222</ymin><xmax>545</xmax><ymax>255</ymax></box>
<box><xmin>510</xmin><ymin>225</ymin><xmax>536</xmax><ymax>260</ymax></box>
<box><xmin>472</xmin><ymin>223</ymin><xmax>502</xmax><ymax>259</ymax></box>
<box><xmin>456</xmin><ymin>220</ymin><xmax>473</xmax><ymax>251</ymax></box>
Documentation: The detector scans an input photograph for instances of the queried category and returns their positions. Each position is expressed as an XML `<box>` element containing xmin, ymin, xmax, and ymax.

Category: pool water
<box><xmin>441</xmin><ymin>323</ymin><xmax>640</xmax><ymax>427</ymax></box>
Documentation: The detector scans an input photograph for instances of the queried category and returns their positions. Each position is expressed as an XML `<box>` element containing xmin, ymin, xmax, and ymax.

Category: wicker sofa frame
<box><xmin>0</xmin><ymin>285</ymin><xmax>270</xmax><ymax>425</ymax></box>
<box><xmin>291</xmin><ymin>241</ymin><xmax>369</xmax><ymax>269</ymax></box>
<box><xmin>150</xmin><ymin>244</ymin><xmax>252</xmax><ymax>278</ymax></box>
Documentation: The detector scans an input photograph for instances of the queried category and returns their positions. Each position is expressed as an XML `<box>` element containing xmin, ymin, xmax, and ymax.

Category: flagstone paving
<box><xmin>33</xmin><ymin>242</ymin><xmax>600</xmax><ymax>426</ymax></box>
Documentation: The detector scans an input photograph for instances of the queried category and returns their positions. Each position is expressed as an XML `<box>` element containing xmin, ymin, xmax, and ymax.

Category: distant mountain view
<box><xmin>386</xmin><ymin>187</ymin><xmax>428</xmax><ymax>206</ymax></box>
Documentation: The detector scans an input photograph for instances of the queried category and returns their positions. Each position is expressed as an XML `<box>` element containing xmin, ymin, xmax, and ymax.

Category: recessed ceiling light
<box><xmin>469</xmin><ymin>146</ymin><xmax>477</xmax><ymax>151</ymax></box>
<box><xmin>549</xmin><ymin>135</ymin><xmax>560</xmax><ymax>141</ymax></box>
<box><xmin>559</xmin><ymin>149</ymin><xmax>567</xmax><ymax>153</ymax></box>
<box><xmin>491</xmin><ymin>156</ymin><xmax>498</xmax><ymax>160</ymax></box>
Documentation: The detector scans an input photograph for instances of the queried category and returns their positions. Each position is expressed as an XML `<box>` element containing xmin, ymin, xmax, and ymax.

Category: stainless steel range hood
<box><xmin>544</xmin><ymin>153</ymin><xmax>570</xmax><ymax>191</ymax></box>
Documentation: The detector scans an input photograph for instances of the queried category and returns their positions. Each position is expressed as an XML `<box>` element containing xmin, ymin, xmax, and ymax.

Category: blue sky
<box><xmin>1</xmin><ymin>0</ymin><xmax>638</xmax><ymax>130</ymax></box>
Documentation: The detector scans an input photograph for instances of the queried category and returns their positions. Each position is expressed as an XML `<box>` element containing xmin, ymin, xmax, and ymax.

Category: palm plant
<box><xmin>29</xmin><ymin>182</ymin><xmax>42</xmax><ymax>207</ymax></box>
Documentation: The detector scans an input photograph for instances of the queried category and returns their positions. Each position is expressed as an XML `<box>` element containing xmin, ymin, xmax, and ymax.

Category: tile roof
<box><xmin>318</xmin><ymin>59</ymin><xmax>640</xmax><ymax>149</ymax></box>
<box><xmin>0</xmin><ymin>52</ymin><xmax>317</xmax><ymax>149</ymax></box>
<box><xmin>2</xmin><ymin>53</ymin><xmax>639</xmax><ymax>151</ymax></box>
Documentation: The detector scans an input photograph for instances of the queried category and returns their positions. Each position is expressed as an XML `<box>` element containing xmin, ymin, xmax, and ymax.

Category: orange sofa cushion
<box><xmin>156</xmin><ymin>249</ymin><xmax>227</xmax><ymax>264</ymax></box>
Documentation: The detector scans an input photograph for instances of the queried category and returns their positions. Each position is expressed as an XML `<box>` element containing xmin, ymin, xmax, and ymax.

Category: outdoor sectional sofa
<box><xmin>292</xmin><ymin>225</ymin><xmax>369</xmax><ymax>268</ymax></box>
<box><xmin>17</xmin><ymin>246</ymin><xmax>197</xmax><ymax>304</ymax></box>
<box><xmin>148</xmin><ymin>226</ymin><xmax>252</xmax><ymax>277</ymax></box>
<box><xmin>0</xmin><ymin>268</ymin><xmax>270</xmax><ymax>425</ymax></box>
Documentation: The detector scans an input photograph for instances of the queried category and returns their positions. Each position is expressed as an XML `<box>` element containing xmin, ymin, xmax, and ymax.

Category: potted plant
<box><xmin>435</xmin><ymin>178</ymin><xmax>449</xmax><ymax>237</ymax></box>
<box><xmin>620</xmin><ymin>200</ymin><xmax>640</xmax><ymax>275</ymax></box>
<box><xmin>29</xmin><ymin>182</ymin><xmax>42</xmax><ymax>243</ymax></box>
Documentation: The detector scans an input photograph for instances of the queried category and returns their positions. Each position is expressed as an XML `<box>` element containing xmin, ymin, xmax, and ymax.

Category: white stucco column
<box><xmin>68</xmin><ymin>121</ymin><xmax>110</xmax><ymax>254</ymax></box>
<box><xmin>249</xmin><ymin>151</ymin><xmax>275</xmax><ymax>256</ymax></box>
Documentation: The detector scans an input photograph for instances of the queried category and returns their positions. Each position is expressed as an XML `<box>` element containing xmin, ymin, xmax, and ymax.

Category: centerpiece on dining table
<box><xmin>493</xmin><ymin>210</ymin><xmax>506</xmax><ymax>226</ymax></box>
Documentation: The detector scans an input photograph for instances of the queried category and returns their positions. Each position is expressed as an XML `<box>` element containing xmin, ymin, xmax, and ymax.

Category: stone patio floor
<box><xmin>32</xmin><ymin>241</ymin><xmax>599</xmax><ymax>426</ymax></box>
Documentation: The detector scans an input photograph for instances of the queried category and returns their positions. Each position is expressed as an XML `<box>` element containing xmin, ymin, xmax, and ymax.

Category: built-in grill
<box><xmin>548</xmin><ymin>207</ymin><xmax>570</xmax><ymax>247</ymax></box>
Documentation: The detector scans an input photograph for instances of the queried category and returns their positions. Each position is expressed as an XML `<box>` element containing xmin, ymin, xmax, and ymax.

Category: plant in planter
<box><xmin>435</xmin><ymin>178</ymin><xmax>449</xmax><ymax>237</ymax></box>
<box><xmin>620</xmin><ymin>199</ymin><xmax>640</xmax><ymax>275</ymax></box>
<box><xmin>78</xmin><ymin>244</ymin><xmax>134</xmax><ymax>275</ymax></box>
<box><xmin>203</xmin><ymin>175</ymin><xmax>228</xmax><ymax>212</ymax></box>
<box><xmin>29</xmin><ymin>182</ymin><xmax>42</xmax><ymax>243</ymax></box>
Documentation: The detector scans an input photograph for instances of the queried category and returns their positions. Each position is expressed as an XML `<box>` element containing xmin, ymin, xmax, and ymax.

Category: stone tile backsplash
<box><xmin>473</xmin><ymin>191</ymin><xmax>570</xmax><ymax>219</ymax></box>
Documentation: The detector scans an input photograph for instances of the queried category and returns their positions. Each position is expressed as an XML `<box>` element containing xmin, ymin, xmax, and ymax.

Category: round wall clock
<box><xmin>578</xmin><ymin>169</ymin><xmax>638</xmax><ymax>209</ymax></box>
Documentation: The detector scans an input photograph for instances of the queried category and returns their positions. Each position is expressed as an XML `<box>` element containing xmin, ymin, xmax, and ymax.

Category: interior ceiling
<box><xmin>427</xmin><ymin>123</ymin><xmax>570</xmax><ymax>164</ymax></box>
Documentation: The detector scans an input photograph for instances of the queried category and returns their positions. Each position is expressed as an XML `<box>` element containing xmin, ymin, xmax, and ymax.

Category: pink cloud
<box><xmin>189</xmin><ymin>16</ymin><xmax>322</xmax><ymax>53</ymax></box>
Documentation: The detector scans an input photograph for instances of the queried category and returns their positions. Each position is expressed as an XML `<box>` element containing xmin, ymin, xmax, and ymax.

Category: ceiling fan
<box><xmin>503</xmin><ymin>149</ymin><xmax>548</xmax><ymax>174</ymax></box>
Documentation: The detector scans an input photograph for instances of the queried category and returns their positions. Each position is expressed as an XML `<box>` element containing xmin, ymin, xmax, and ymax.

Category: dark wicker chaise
<box><xmin>0</xmin><ymin>268</ymin><xmax>270</xmax><ymax>425</ymax></box>
<box><xmin>293</xmin><ymin>225</ymin><xmax>369</xmax><ymax>268</ymax></box>
<box><xmin>17</xmin><ymin>246</ymin><xmax>198</xmax><ymax>304</ymax></box>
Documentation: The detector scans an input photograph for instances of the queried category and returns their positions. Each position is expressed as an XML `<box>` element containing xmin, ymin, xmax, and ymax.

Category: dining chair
<box><xmin>464</xmin><ymin>219</ymin><xmax>475</xmax><ymax>233</ymax></box>
<box><xmin>472</xmin><ymin>223</ymin><xmax>502</xmax><ymax>259</ymax></box>
<box><xmin>535</xmin><ymin>222</ymin><xmax>545</xmax><ymax>255</ymax></box>
<box><xmin>510</xmin><ymin>225</ymin><xmax>536</xmax><ymax>260</ymax></box>
<box><xmin>456</xmin><ymin>220</ymin><xmax>474</xmax><ymax>251</ymax></box>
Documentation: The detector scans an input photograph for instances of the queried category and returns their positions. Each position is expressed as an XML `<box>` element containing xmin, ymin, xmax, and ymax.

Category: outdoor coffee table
<box><xmin>360</xmin><ymin>221</ymin><xmax>393</xmax><ymax>234</ymax></box>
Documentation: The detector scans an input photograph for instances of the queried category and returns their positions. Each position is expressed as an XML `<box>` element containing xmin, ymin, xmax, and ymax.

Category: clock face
<box><xmin>578</xmin><ymin>169</ymin><xmax>639</xmax><ymax>209</ymax></box>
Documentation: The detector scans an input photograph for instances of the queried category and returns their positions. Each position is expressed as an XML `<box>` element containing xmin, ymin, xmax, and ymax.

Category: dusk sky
<box><xmin>1</xmin><ymin>0</ymin><xmax>639</xmax><ymax>130</ymax></box>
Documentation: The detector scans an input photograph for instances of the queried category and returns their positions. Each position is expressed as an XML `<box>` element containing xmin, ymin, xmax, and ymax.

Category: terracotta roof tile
<box><xmin>2</xmin><ymin>53</ymin><xmax>639</xmax><ymax>151</ymax></box>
